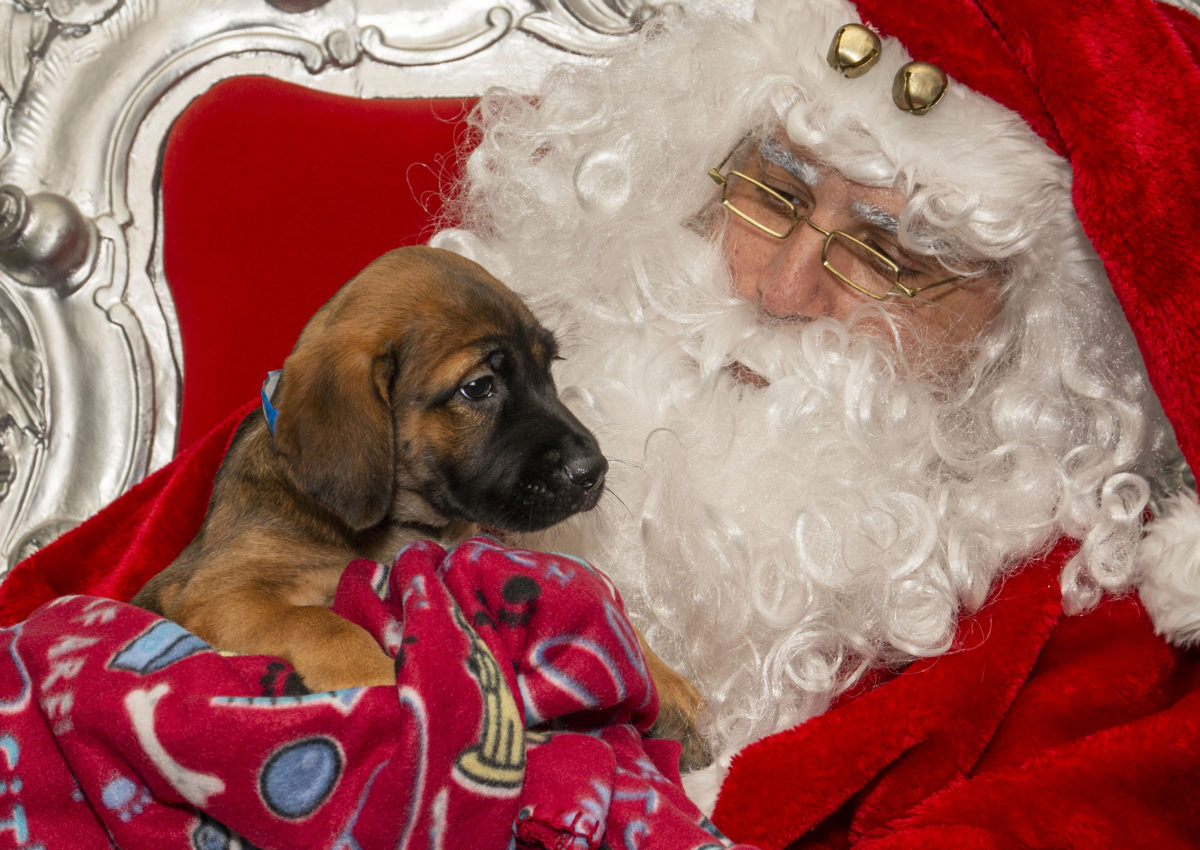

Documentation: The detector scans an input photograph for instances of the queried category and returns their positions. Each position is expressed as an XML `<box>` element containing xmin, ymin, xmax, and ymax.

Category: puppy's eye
<box><xmin>459</xmin><ymin>376</ymin><xmax>495</xmax><ymax>401</ymax></box>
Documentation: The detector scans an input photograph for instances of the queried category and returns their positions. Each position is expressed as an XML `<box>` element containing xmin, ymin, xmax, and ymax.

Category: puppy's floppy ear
<box><xmin>270</xmin><ymin>342</ymin><xmax>396</xmax><ymax>532</ymax></box>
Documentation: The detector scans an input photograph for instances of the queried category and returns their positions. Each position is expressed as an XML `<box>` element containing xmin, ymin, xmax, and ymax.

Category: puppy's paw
<box><xmin>638</xmin><ymin>631</ymin><xmax>712</xmax><ymax>772</ymax></box>
<box><xmin>297</xmin><ymin>651</ymin><xmax>397</xmax><ymax>692</ymax></box>
<box><xmin>649</xmin><ymin>699</ymin><xmax>713</xmax><ymax>773</ymax></box>
<box><xmin>288</xmin><ymin>620</ymin><xmax>399</xmax><ymax>692</ymax></box>
<box><xmin>261</xmin><ymin>660</ymin><xmax>309</xmax><ymax>696</ymax></box>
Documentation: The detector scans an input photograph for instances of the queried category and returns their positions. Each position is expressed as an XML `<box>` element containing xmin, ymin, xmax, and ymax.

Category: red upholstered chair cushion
<box><xmin>0</xmin><ymin>78</ymin><xmax>477</xmax><ymax>623</ymax></box>
<box><xmin>163</xmin><ymin>76</ymin><xmax>476</xmax><ymax>449</ymax></box>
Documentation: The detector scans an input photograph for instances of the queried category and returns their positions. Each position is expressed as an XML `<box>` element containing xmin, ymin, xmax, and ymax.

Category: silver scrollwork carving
<box><xmin>0</xmin><ymin>0</ymin><xmax>688</xmax><ymax>574</ymax></box>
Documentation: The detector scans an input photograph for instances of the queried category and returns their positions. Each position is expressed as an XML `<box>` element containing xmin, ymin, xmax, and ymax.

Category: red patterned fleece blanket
<box><xmin>0</xmin><ymin>536</ymin><xmax>746</xmax><ymax>849</ymax></box>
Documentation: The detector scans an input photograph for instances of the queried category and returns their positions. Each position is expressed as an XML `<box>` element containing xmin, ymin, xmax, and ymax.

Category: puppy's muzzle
<box><xmin>511</xmin><ymin>433</ymin><xmax>607</xmax><ymax>529</ymax></box>
<box><xmin>560</xmin><ymin>445</ymin><xmax>608</xmax><ymax>494</ymax></box>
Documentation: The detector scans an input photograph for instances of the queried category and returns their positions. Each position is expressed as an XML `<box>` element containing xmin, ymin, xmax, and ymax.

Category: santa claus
<box><xmin>432</xmin><ymin>0</ymin><xmax>1200</xmax><ymax>843</ymax></box>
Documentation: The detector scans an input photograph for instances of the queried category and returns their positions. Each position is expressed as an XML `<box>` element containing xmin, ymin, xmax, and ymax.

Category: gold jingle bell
<box><xmin>826</xmin><ymin>23</ymin><xmax>882</xmax><ymax>78</ymax></box>
<box><xmin>892</xmin><ymin>61</ymin><xmax>948</xmax><ymax>114</ymax></box>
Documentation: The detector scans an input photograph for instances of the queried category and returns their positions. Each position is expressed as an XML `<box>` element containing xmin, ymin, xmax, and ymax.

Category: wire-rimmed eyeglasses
<box><xmin>708</xmin><ymin>143</ymin><xmax>965</xmax><ymax>301</ymax></box>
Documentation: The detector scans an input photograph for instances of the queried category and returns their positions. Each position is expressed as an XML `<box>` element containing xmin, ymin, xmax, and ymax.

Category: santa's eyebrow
<box><xmin>850</xmin><ymin>200</ymin><xmax>900</xmax><ymax>235</ymax></box>
<box><xmin>758</xmin><ymin>137</ymin><xmax>821</xmax><ymax>186</ymax></box>
<box><xmin>757</xmin><ymin>139</ymin><xmax>904</xmax><ymax>237</ymax></box>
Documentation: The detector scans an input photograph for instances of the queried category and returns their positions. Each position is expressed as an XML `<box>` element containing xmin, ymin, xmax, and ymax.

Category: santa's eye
<box><xmin>459</xmin><ymin>376</ymin><xmax>495</xmax><ymax>401</ymax></box>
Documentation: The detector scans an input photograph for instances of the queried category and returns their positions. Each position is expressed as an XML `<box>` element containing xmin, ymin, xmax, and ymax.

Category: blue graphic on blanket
<box><xmin>100</xmin><ymin>774</ymin><xmax>151</xmax><ymax>823</ymax></box>
<box><xmin>211</xmin><ymin>689</ymin><xmax>365</xmax><ymax>715</ymax></box>
<box><xmin>191</xmin><ymin>813</ymin><xmax>261</xmax><ymax>849</ymax></box>
<box><xmin>449</xmin><ymin>537</ymin><xmax>583</xmax><ymax>587</ymax></box>
<box><xmin>258</xmin><ymin>737</ymin><xmax>343</xmax><ymax>820</ymax></box>
<box><xmin>0</xmin><ymin>626</ymin><xmax>31</xmax><ymax>715</ymax></box>
<box><xmin>518</xmin><ymin>599</ymin><xmax>650</xmax><ymax>725</ymax></box>
<box><xmin>110</xmin><ymin>620</ymin><xmax>211</xmax><ymax>675</ymax></box>
<box><xmin>0</xmin><ymin>732</ymin><xmax>43</xmax><ymax>848</ymax></box>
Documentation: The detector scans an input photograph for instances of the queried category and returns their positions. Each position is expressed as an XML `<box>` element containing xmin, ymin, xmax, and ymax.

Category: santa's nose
<box><xmin>751</xmin><ymin>222</ymin><xmax>861</xmax><ymax>321</ymax></box>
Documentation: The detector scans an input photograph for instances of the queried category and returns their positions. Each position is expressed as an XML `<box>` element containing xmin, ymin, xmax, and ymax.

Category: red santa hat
<box><xmin>845</xmin><ymin>0</ymin><xmax>1200</xmax><ymax>482</ymax></box>
<box><xmin>773</xmin><ymin>0</ymin><xmax>1200</xmax><ymax>641</ymax></box>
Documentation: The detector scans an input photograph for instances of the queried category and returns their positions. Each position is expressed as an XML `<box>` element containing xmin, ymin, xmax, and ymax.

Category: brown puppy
<box><xmin>133</xmin><ymin>247</ymin><xmax>703</xmax><ymax>760</ymax></box>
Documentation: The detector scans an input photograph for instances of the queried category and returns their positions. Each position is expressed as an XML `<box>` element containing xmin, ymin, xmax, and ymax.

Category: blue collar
<box><xmin>261</xmin><ymin>369</ymin><xmax>282</xmax><ymax>436</ymax></box>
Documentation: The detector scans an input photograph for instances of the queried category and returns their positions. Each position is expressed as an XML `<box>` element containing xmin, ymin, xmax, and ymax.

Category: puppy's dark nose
<box><xmin>566</xmin><ymin>454</ymin><xmax>607</xmax><ymax>492</ymax></box>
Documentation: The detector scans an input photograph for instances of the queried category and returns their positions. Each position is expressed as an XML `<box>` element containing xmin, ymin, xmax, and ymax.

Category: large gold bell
<box><xmin>826</xmin><ymin>23</ymin><xmax>882</xmax><ymax>78</ymax></box>
<box><xmin>892</xmin><ymin>61</ymin><xmax>948</xmax><ymax>114</ymax></box>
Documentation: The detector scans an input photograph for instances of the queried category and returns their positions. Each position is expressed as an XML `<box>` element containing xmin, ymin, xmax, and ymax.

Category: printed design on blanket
<box><xmin>521</xmin><ymin>597</ymin><xmax>651</xmax><ymax>727</ymax></box>
<box><xmin>100</xmin><ymin>775</ymin><xmax>152</xmax><ymax>823</ymax></box>
<box><xmin>0</xmin><ymin>733</ymin><xmax>30</xmax><ymax>848</ymax></box>
<box><xmin>392</xmin><ymin>687</ymin><xmax>430</xmax><ymax>849</ymax></box>
<box><xmin>190</xmin><ymin>814</ymin><xmax>257</xmax><ymax>850</ymax></box>
<box><xmin>0</xmin><ymin>537</ymin><xmax>755</xmax><ymax>850</ymax></box>
<box><xmin>258</xmin><ymin>737</ymin><xmax>343</xmax><ymax>820</ymax></box>
<box><xmin>452</xmin><ymin>606</ymin><xmax>526</xmax><ymax>797</ymax></box>
<box><xmin>126</xmin><ymin>683</ymin><xmax>227</xmax><ymax>808</ymax></box>
<box><xmin>110</xmin><ymin>619</ymin><xmax>210</xmax><ymax>675</ymax></box>
<box><xmin>0</xmin><ymin>626</ymin><xmax>30</xmax><ymax>715</ymax></box>
<box><xmin>211</xmin><ymin>687</ymin><xmax>365</xmax><ymax>714</ymax></box>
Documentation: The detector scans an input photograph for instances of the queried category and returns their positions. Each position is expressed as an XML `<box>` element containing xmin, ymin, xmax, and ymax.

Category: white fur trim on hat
<box><xmin>756</xmin><ymin>0</ymin><xmax>1073</xmax><ymax>269</ymax></box>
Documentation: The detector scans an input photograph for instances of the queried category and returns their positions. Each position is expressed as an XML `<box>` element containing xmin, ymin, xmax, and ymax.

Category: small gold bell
<box><xmin>826</xmin><ymin>23</ymin><xmax>882</xmax><ymax>78</ymax></box>
<box><xmin>892</xmin><ymin>61</ymin><xmax>948</xmax><ymax>114</ymax></box>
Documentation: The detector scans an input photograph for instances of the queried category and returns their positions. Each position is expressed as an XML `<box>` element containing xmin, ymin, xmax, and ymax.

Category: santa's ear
<box><xmin>271</xmin><ymin>343</ymin><xmax>396</xmax><ymax>532</ymax></box>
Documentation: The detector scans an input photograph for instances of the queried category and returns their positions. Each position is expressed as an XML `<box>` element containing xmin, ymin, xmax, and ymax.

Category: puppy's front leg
<box><xmin>183</xmin><ymin>592</ymin><xmax>396</xmax><ymax>693</ymax></box>
<box><xmin>637</xmin><ymin>630</ymin><xmax>712</xmax><ymax>771</ymax></box>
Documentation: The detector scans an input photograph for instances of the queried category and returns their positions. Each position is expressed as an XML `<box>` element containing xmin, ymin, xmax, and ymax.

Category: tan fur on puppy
<box><xmin>133</xmin><ymin>247</ymin><xmax>705</xmax><ymax>764</ymax></box>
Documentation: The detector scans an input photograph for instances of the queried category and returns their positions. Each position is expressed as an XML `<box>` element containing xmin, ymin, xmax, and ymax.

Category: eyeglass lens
<box><xmin>724</xmin><ymin>172</ymin><xmax>900</xmax><ymax>298</ymax></box>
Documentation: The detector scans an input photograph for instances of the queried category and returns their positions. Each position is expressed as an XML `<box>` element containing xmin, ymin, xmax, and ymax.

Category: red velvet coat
<box><xmin>713</xmin><ymin>546</ymin><xmax>1200</xmax><ymax>848</ymax></box>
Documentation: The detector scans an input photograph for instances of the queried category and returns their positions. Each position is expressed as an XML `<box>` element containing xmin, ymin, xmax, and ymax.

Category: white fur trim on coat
<box><xmin>1138</xmin><ymin>489</ymin><xmax>1200</xmax><ymax>647</ymax></box>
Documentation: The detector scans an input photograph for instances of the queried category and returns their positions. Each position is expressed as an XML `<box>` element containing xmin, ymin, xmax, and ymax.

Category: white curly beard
<box><xmin>429</xmin><ymin>0</ymin><xmax>1176</xmax><ymax>782</ymax></box>
<box><xmin>437</xmin><ymin>217</ymin><xmax>1162</xmax><ymax>785</ymax></box>
<box><xmin>481</xmin><ymin>245</ymin><xmax>1054</xmax><ymax>763</ymax></box>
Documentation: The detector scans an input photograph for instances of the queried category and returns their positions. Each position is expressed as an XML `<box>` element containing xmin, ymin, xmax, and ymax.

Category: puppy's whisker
<box><xmin>604</xmin><ymin>455</ymin><xmax>646</xmax><ymax>472</ymax></box>
<box><xmin>602</xmin><ymin>488</ymin><xmax>634</xmax><ymax>520</ymax></box>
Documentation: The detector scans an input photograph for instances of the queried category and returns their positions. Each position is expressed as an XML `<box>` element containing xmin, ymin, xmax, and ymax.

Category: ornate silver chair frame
<box><xmin>0</xmin><ymin>0</ymin><xmax>680</xmax><ymax>574</ymax></box>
